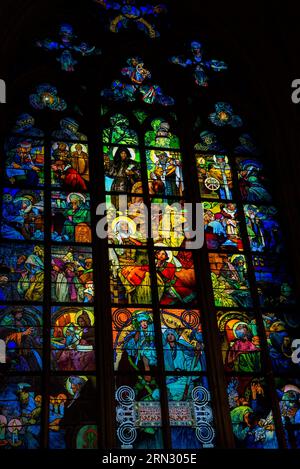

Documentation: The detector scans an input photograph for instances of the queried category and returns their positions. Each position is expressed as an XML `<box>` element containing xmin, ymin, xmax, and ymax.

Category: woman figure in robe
<box><xmin>17</xmin><ymin>254</ymin><xmax>44</xmax><ymax>302</ymax></box>
<box><xmin>62</xmin><ymin>193</ymin><xmax>90</xmax><ymax>241</ymax></box>
<box><xmin>268</xmin><ymin>329</ymin><xmax>293</xmax><ymax>373</ymax></box>
<box><xmin>155</xmin><ymin>250</ymin><xmax>196</xmax><ymax>306</ymax></box>
<box><xmin>163</xmin><ymin>329</ymin><xmax>204</xmax><ymax>448</ymax></box>
<box><xmin>51</xmin><ymin>160</ymin><xmax>88</xmax><ymax>192</ymax></box>
<box><xmin>104</xmin><ymin>147</ymin><xmax>140</xmax><ymax>208</ymax></box>
<box><xmin>118</xmin><ymin>251</ymin><xmax>152</xmax><ymax>303</ymax></box>
<box><xmin>226</xmin><ymin>322</ymin><xmax>261</xmax><ymax>372</ymax></box>
<box><xmin>121</xmin><ymin>312</ymin><xmax>157</xmax><ymax>374</ymax></box>
<box><xmin>51</xmin><ymin>258</ymin><xmax>69</xmax><ymax>302</ymax></box>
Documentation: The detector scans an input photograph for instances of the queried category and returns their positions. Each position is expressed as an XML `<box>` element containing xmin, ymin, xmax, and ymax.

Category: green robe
<box><xmin>231</xmin><ymin>405</ymin><xmax>253</xmax><ymax>441</ymax></box>
<box><xmin>62</xmin><ymin>207</ymin><xmax>90</xmax><ymax>240</ymax></box>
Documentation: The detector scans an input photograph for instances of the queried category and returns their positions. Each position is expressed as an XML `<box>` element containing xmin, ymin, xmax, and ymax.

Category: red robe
<box><xmin>157</xmin><ymin>259</ymin><xmax>196</xmax><ymax>305</ymax></box>
<box><xmin>64</xmin><ymin>167</ymin><xmax>87</xmax><ymax>191</ymax></box>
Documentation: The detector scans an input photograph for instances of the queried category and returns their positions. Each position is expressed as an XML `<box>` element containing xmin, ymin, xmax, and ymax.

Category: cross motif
<box><xmin>170</xmin><ymin>41</ymin><xmax>227</xmax><ymax>87</ymax></box>
<box><xmin>36</xmin><ymin>23</ymin><xmax>101</xmax><ymax>72</ymax></box>
<box><xmin>101</xmin><ymin>56</ymin><xmax>174</xmax><ymax>106</ymax></box>
<box><xmin>94</xmin><ymin>0</ymin><xmax>167</xmax><ymax>38</ymax></box>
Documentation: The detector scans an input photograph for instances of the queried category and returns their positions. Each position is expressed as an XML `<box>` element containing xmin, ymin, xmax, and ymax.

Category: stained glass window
<box><xmin>103</xmin><ymin>145</ymin><xmax>141</xmax><ymax>193</ymax></box>
<box><xmin>217</xmin><ymin>311</ymin><xmax>261</xmax><ymax>373</ymax></box>
<box><xmin>0</xmin><ymin>244</ymin><xmax>44</xmax><ymax>301</ymax></box>
<box><xmin>29</xmin><ymin>84</ymin><xmax>67</xmax><ymax>111</ymax></box>
<box><xmin>236</xmin><ymin>158</ymin><xmax>272</xmax><ymax>202</ymax></box>
<box><xmin>2</xmin><ymin>94</ymin><xmax>298</xmax><ymax>450</ymax></box>
<box><xmin>275</xmin><ymin>377</ymin><xmax>300</xmax><ymax>448</ymax></box>
<box><xmin>196</xmin><ymin>153</ymin><xmax>233</xmax><ymax>200</ymax></box>
<box><xmin>51</xmin><ymin>141</ymin><xmax>89</xmax><ymax>191</ymax></box>
<box><xmin>193</xmin><ymin>101</ymin><xmax>299</xmax><ymax>450</ymax></box>
<box><xmin>203</xmin><ymin>202</ymin><xmax>243</xmax><ymax>250</ymax></box>
<box><xmin>51</xmin><ymin>192</ymin><xmax>91</xmax><ymax>243</ymax></box>
<box><xmin>36</xmin><ymin>24</ymin><xmax>100</xmax><ymax>72</ymax></box>
<box><xmin>51</xmin><ymin>246</ymin><xmax>94</xmax><ymax>303</ymax></box>
<box><xmin>145</xmin><ymin>118</ymin><xmax>180</xmax><ymax>149</ymax></box>
<box><xmin>1</xmin><ymin>189</ymin><xmax>44</xmax><ymax>241</ymax></box>
<box><xmin>48</xmin><ymin>375</ymin><xmax>97</xmax><ymax>449</ymax></box>
<box><xmin>263</xmin><ymin>312</ymin><xmax>300</xmax><ymax>373</ymax></box>
<box><xmin>0</xmin><ymin>306</ymin><xmax>43</xmax><ymax>372</ymax></box>
<box><xmin>0</xmin><ymin>377</ymin><xmax>42</xmax><ymax>449</ymax></box>
<box><xmin>101</xmin><ymin>57</ymin><xmax>175</xmax><ymax>106</ymax></box>
<box><xmin>101</xmin><ymin>112</ymin><xmax>216</xmax><ymax>449</ymax></box>
<box><xmin>1</xmin><ymin>5</ymin><xmax>299</xmax><ymax>454</ymax></box>
<box><xmin>4</xmin><ymin>139</ymin><xmax>45</xmax><ymax>188</ymax></box>
<box><xmin>226</xmin><ymin>376</ymin><xmax>278</xmax><ymax>449</ymax></box>
<box><xmin>51</xmin><ymin>306</ymin><xmax>95</xmax><ymax>371</ymax></box>
<box><xmin>170</xmin><ymin>41</ymin><xmax>227</xmax><ymax>87</ymax></box>
<box><xmin>95</xmin><ymin>0</ymin><xmax>167</xmax><ymax>38</ymax></box>
<box><xmin>0</xmin><ymin>109</ymin><xmax>96</xmax><ymax>449</ymax></box>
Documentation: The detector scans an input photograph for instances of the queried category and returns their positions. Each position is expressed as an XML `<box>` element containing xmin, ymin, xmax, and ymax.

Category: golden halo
<box><xmin>229</xmin><ymin>254</ymin><xmax>244</xmax><ymax>264</ymax></box>
<box><xmin>52</xmin><ymin>142</ymin><xmax>70</xmax><ymax>151</ymax></box>
<box><xmin>14</xmin><ymin>195</ymin><xmax>34</xmax><ymax>213</ymax></box>
<box><xmin>67</xmin><ymin>192</ymin><xmax>86</xmax><ymax>204</ymax></box>
<box><xmin>232</xmin><ymin>321</ymin><xmax>248</xmax><ymax>338</ymax></box>
<box><xmin>65</xmin><ymin>376</ymin><xmax>88</xmax><ymax>396</ymax></box>
<box><xmin>111</xmin><ymin>216</ymin><xmax>137</xmax><ymax>235</ymax></box>
<box><xmin>75</xmin><ymin>309</ymin><xmax>95</xmax><ymax>327</ymax></box>
<box><xmin>71</xmin><ymin>143</ymin><xmax>88</xmax><ymax>153</ymax></box>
